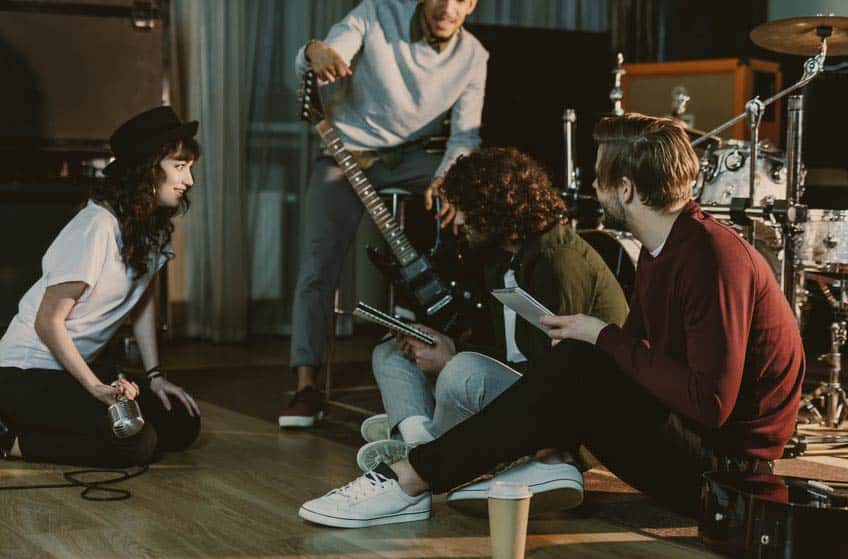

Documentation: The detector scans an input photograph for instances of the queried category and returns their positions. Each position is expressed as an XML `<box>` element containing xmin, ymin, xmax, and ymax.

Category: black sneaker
<box><xmin>278</xmin><ymin>386</ymin><xmax>325</xmax><ymax>428</ymax></box>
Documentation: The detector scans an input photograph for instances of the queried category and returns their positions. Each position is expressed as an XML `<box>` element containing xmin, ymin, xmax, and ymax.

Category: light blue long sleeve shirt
<box><xmin>296</xmin><ymin>0</ymin><xmax>488</xmax><ymax>177</ymax></box>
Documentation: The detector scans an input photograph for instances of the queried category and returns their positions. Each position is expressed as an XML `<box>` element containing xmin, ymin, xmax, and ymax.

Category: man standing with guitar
<box><xmin>281</xmin><ymin>0</ymin><xmax>487</xmax><ymax>428</ymax></box>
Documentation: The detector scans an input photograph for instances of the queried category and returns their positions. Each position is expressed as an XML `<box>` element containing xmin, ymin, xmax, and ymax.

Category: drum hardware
<box><xmin>609</xmin><ymin>52</ymin><xmax>625</xmax><ymax>116</ymax></box>
<box><xmin>696</xmin><ymin>197</ymin><xmax>805</xmax><ymax>227</ymax></box>
<box><xmin>786</xmin><ymin>315</ymin><xmax>848</xmax><ymax>457</ymax></box>
<box><xmin>561</xmin><ymin>108</ymin><xmax>603</xmax><ymax>230</ymax></box>
<box><xmin>729</xmin><ymin>15</ymin><xmax>848</xmax><ymax>455</ymax></box>
<box><xmin>693</xmin><ymin>18</ymin><xmax>832</xmax><ymax>311</ymax></box>
<box><xmin>562</xmin><ymin>107</ymin><xmax>579</xmax><ymax>224</ymax></box>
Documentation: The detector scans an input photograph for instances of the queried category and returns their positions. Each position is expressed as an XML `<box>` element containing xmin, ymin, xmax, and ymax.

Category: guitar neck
<box><xmin>315</xmin><ymin>121</ymin><xmax>419</xmax><ymax>267</ymax></box>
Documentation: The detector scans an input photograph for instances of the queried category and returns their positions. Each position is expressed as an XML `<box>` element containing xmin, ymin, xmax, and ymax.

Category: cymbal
<box><xmin>750</xmin><ymin>16</ymin><xmax>848</xmax><ymax>56</ymax></box>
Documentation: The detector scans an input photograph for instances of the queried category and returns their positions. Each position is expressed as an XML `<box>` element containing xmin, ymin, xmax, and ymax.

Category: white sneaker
<box><xmin>360</xmin><ymin>413</ymin><xmax>390</xmax><ymax>443</ymax></box>
<box><xmin>447</xmin><ymin>460</ymin><xmax>583</xmax><ymax>517</ymax></box>
<box><xmin>299</xmin><ymin>466</ymin><xmax>431</xmax><ymax>528</ymax></box>
<box><xmin>356</xmin><ymin>439</ymin><xmax>409</xmax><ymax>472</ymax></box>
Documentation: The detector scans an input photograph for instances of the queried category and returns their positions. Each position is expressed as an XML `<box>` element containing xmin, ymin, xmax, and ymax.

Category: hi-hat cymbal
<box><xmin>750</xmin><ymin>16</ymin><xmax>848</xmax><ymax>56</ymax></box>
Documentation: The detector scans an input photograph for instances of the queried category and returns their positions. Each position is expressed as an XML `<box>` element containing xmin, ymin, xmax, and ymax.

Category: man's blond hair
<box><xmin>593</xmin><ymin>113</ymin><xmax>699</xmax><ymax>210</ymax></box>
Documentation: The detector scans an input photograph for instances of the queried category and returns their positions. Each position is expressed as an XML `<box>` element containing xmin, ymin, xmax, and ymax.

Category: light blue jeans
<box><xmin>371</xmin><ymin>339</ymin><xmax>521</xmax><ymax>440</ymax></box>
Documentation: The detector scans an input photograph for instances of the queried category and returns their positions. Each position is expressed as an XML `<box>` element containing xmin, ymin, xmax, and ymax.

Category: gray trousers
<box><xmin>371</xmin><ymin>339</ymin><xmax>521</xmax><ymax>440</ymax></box>
<box><xmin>290</xmin><ymin>147</ymin><xmax>441</xmax><ymax>369</ymax></box>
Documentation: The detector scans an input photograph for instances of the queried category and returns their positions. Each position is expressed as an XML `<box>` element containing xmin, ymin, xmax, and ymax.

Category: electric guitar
<box><xmin>297</xmin><ymin>69</ymin><xmax>482</xmax><ymax>335</ymax></box>
<box><xmin>700</xmin><ymin>471</ymin><xmax>848</xmax><ymax>557</ymax></box>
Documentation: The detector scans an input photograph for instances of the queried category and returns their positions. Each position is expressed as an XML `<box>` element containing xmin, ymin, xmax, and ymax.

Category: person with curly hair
<box><xmin>300</xmin><ymin>115</ymin><xmax>803</xmax><ymax>529</ymax></box>
<box><xmin>0</xmin><ymin>106</ymin><xmax>201</xmax><ymax>467</ymax></box>
<box><xmin>338</xmin><ymin>146</ymin><xmax>628</xmax><ymax>526</ymax></box>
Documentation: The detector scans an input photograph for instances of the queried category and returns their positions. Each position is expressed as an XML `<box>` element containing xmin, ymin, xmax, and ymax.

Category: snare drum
<box><xmin>800</xmin><ymin>210</ymin><xmax>848</xmax><ymax>270</ymax></box>
<box><xmin>579</xmin><ymin>229</ymin><xmax>642</xmax><ymax>300</ymax></box>
<box><xmin>695</xmin><ymin>141</ymin><xmax>788</xmax><ymax>206</ymax></box>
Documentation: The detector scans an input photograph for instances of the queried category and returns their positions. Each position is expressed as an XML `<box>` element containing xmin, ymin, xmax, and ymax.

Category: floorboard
<box><xmin>1</xmin><ymin>402</ymin><xmax>726</xmax><ymax>558</ymax></box>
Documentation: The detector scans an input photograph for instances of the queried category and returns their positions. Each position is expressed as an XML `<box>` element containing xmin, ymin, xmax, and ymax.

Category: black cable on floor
<box><xmin>0</xmin><ymin>465</ymin><xmax>149</xmax><ymax>501</ymax></box>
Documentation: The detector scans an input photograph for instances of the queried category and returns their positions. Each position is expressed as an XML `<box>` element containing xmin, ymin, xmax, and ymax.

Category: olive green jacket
<box><xmin>457</xmin><ymin>224</ymin><xmax>629</xmax><ymax>372</ymax></box>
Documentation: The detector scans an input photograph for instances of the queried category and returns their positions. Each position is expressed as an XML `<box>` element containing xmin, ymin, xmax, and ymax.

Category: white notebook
<box><xmin>491</xmin><ymin>287</ymin><xmax>554</xmax><ymax>332</ymax></box>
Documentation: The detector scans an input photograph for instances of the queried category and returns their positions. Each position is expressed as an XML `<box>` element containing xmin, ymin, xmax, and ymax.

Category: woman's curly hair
<box><xmin>441</xmin><ymin>147</ymin><xmax>565</xmax><ymax>245</ymax></box>
<box><xmin>92</xmin><ymin>138</ymin><xmax>200</xmax><ymax>277</ymax></box>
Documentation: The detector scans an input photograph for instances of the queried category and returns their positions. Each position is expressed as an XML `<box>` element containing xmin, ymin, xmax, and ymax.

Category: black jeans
<box><xmin>408</xmin><ymin>340</ymin><xmax>771</xmax><ymax>516</ymax></box>
<box><xmin>0</xmin><ymin>366</ymin><xmax>200</xmax><ymax>468</ymax></box>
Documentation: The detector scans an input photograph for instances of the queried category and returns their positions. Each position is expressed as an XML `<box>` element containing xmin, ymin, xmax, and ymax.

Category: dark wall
<box><xmin>0</xmin><ymin>182</ymin><xmax>90</xmax><ymax>330</ymax></box>
<box><xmin>658</xmin><ymin>0</ymin><xmax>769</xmax><ymax>62</ymax></box>
<box><xmin>466</xmin><ymin>24</ymin><xmax>612</xmax><ymax>193</ymax></box>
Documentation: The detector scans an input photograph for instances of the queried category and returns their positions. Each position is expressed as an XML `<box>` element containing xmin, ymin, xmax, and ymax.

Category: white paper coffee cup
<box><xmin>488</xmin><ymin>481</ymin><xmax>532</xmax><ymax>559</ymax></box>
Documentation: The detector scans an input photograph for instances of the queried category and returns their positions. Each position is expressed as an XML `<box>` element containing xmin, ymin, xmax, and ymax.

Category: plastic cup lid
<box><xmin>488</xmin><ymin>481</ymin><xmax>532</xmax><ymax>499</ymax></box>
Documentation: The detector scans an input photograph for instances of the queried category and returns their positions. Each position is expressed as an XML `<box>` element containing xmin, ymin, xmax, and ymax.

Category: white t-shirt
<box><xmin>503</xmin><ymin>269</ymin><xmax>528</xmax><ymax>364</ymax></box>
<box><xmin>0</xmin><ymin>200</ymin><xmax>170</xmax><ymax>370</ymax></box>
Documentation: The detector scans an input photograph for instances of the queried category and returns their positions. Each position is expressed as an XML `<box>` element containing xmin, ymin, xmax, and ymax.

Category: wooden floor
<box><xmin>0</xmin><ymin>402</ymin><xmax>725</xmax><ymax>559</ymax></box>
<box><xmin>3</xmin><ymin>335</ymin><xmax>848</xmax><ymax>558</ymax></box>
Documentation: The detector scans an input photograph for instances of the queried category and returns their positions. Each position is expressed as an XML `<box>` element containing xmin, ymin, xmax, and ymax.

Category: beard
<box><xmin>600</xmin><ymin>195</ymin><xmax>627</xmax><ymax>231</ymax></box>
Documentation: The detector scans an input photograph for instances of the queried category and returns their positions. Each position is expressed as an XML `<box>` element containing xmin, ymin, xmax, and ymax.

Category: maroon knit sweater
<box><xmin>597</xmin><ymin>201</ymin><xmax>805</xmax><ymax>460</ymax></box>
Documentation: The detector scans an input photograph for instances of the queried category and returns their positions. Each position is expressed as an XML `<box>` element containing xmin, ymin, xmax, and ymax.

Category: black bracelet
<box><xmin>147</xmin><ymin>371</ymin><xmax>163</xmax><ymax>382</ymax></box>
<box><xmin>145</xmin><ymin>364</ymin><xmax>161</xmax><ymax>376</ymax></box>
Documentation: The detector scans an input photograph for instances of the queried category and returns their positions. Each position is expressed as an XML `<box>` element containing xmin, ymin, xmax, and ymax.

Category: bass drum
<box><xmin>578</xmin><ymin>229</ymin><xmax>641</xmax><ymax>301</ymax></box>
<box><xmin>695</xmin><ymin>140</ymin><xmax>790</xmax><ymax>207</ymax></box>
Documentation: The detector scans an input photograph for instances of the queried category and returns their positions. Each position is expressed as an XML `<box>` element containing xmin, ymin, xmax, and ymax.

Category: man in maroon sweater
<box><xmin>298</xmin><ymin>114</ymin><xmax>805</xmax><ymax>528</ymax></box>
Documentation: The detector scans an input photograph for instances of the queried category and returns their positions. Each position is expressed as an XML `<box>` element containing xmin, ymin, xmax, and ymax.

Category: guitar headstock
<box><xmin>298</xmin><ymin>69</ymin><xmax>325</xmax><ymax>124</ymax></box>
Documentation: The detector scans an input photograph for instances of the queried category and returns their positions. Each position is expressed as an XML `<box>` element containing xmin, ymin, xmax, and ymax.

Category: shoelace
<box><xmin>333</xmin><ymin>470</ymin><xmax>392</xmax><ymax>503</ymax></box>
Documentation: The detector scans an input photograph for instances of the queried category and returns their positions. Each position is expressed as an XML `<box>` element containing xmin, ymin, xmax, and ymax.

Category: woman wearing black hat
<box><xmin>0</xmin><ymin>106</ymin><xmax>202</xmax><ymax>467</ymax></box>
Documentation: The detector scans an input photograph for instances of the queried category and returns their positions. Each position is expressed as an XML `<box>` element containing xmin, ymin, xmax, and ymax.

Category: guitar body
<box><xmin>366</xmin><ymin>239</ymin><xmax>487</xmax><ymax>338</ymax></box>
<box><xmin>298</xmin><ymin>70</ymin><xmax>485</xmax><ymax>335</ymax></box>
<box><xmin>700</xmin><ymin>471</ymin><xmax>848</xmax><ymax>558</ymax></box>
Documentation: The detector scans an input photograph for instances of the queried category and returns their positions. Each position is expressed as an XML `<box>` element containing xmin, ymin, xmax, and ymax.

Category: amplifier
<box><xmin>622</xmin><ymin>58</ymin><xmax>783</xmax><ymax>145</ymax></box>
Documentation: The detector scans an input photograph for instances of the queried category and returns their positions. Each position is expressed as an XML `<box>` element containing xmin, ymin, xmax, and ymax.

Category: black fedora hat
<box><xmin>103</xmin><ymin>106</ymin><xmax>198</xmax><ymax>176</ymax></box>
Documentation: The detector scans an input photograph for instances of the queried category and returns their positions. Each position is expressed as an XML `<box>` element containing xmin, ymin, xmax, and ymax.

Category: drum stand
<box><xmin>802</xmin><ymin>321</ymin><xmax>848</xmax><ymax>428</ymax></box>
<box><xmin>786</xmin><ymin>317</ymin><xmax>848</xmax><ymax>456</ymax></box>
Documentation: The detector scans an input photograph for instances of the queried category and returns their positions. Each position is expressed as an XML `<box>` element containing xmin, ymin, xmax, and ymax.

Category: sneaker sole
<box><xmin>356</xmin><ymin>440</ymin><xmax>408</xmax><ymax>472</ymax></box>
<box><xmin>447</xmin><ymin>479</ymin><xmax>583</xmax><ymax>518</ymax></box>
<box><xmin>298</xmin><ymin>504</ymin><xmax>430</xmax><ymax>528</ymax></box>
<box><xmin>278</xmin><ymin>411</ymin><xmax>325</xmax><ymax>428</ymax></box>
<box><xmin>360</xmin><ymin>415</ymin><xmax>389</xmax><ymax>443</ymax></box>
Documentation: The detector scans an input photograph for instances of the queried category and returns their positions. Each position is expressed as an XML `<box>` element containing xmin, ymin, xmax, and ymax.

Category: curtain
<box><xmin>172</xmin><ymin>0</ymin><xmax>355</xmax><ymax>340</ymax></box>
<box><xmin>172</xmin><ymin>0</ymin><xmax>256</xmax><ymax>342</ymax></box>
<box><xmin>608</xmin><ymin>0</ymin><xmax>661</xmax><ymax>62</ymax></box>
<box><xmin>469</xmin><ymin>0</ymin><xmax>608</xmax><ymax>31</ymax></box>
<box><xmin>245</xmin><ymin>0</ymin><xmax>355</xmax><ymax>336</ymax></box>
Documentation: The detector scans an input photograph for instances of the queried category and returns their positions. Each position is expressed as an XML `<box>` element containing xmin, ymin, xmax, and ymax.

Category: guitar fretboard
<box><xmin>316</xmin><ymin>121</ymin><xmax>419</xmax><ymax>267</ymax></box>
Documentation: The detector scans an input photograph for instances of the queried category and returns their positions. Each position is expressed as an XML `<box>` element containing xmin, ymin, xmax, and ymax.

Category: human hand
<box><xmin>89</xmin><ymin>377</ymin><xmax>139</xmax><ymax>406</ymax></box>
<box><xmin>424</xmin><ymin>177</ymin><xmax>458</xmax><ymax>231</ymax></box>
<box><xmin>306</xmin><ymin>40</ymin><xmax>352</xmax><ymax>83</ymax></box>
<box><xmin>150</xmin><ymin>377</ymin><xmax>201</xmax><ymax>417</ymax></box>
<box><xmin>539</xmin><ymin>314</ymin><xmax>608</xmax><ymax>345</ymax></box>
<box><xmin>397</xmin><ymin>324</ymin><xmax>456</xmax><ymax>373</ymax></box>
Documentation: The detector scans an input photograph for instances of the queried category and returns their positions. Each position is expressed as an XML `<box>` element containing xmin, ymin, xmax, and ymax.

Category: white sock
<box><xmin>397</xmin><ymin>415</ymin><xmax>435</xmax><ymax>446</ymax></box>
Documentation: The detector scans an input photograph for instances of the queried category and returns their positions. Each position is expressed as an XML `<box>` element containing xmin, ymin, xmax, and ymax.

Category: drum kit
<box><xmin>563</xmin><ymin>15</ymin><xmax>848</xmax><ymax>454</ymax></box>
